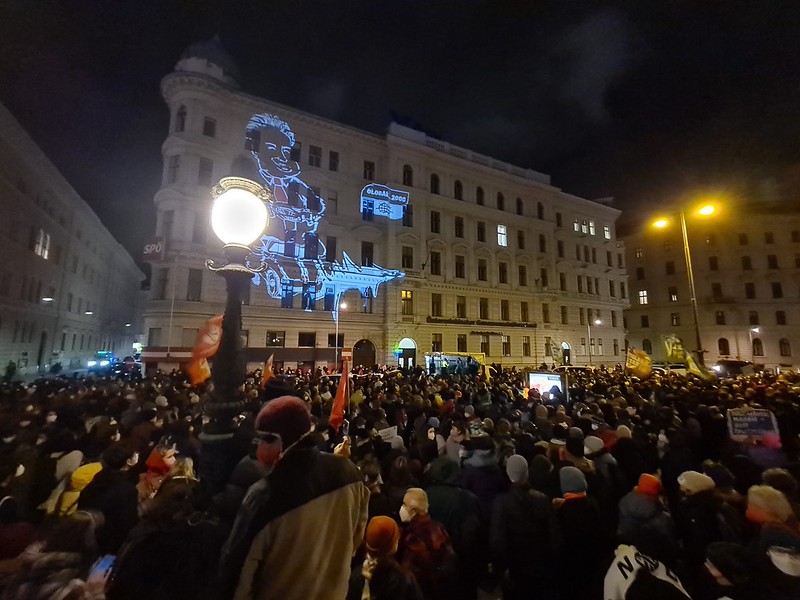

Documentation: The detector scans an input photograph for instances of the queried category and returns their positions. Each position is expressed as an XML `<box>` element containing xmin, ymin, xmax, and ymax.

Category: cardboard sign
<box><xmin>727</xmin><ymin>407</ymin><xmax>780</xmax><ymax>445</ymax></box>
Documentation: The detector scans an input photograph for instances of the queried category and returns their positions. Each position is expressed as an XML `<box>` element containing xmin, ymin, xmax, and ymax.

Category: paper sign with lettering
<box><xmin>727</xmin><ymin>408</ymin><xmax>780</xmax><ymax>446</ymax></box>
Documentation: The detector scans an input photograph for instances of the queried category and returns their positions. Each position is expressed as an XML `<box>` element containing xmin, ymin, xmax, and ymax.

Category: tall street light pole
<box><xmin>587</xmin><ymin>319</ymin><xmax>601</xmax><ymax>365</ymax></box>
<box><xmin>335</xmin><ymin>301</ymin><xmax>347</xmax><ymax>372</ymax></box>
<box><xmin>201</xmin><ymin>177</ymin><xmax>270</xmax><ymax>495</ymax></box>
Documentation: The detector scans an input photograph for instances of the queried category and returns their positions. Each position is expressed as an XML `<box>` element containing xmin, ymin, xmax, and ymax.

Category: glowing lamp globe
<box><xmin>211</xmin><ymin>187</ymin><xmax>268</xmax><ymax>246</ymax></box>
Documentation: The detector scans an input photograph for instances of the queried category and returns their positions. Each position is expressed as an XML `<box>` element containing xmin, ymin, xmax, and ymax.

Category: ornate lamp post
<box><xmin>200</xmin><ymin>177</ymin><xmax>270</xmax><ymax>493</ymax></box>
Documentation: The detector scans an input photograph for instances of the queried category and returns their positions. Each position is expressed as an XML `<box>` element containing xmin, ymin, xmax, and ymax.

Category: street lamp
<box><xmin>652</xmin><ymin>203</ymin><xmax>716</xmax><ymax>366</ymax></box>
<box><xmin>749</xmin><ymin>327</ymin><xmax>760</xmax><ymax>362</ymax></box>
<box><xmin>202</xmin><ymin>176</ymin><xmax>270</xmax><ymax>493</ymax></box>
<box><xmin>335</xmin><ymin>301</ymin><xmax>347</xmax><ymax>372</ymax></box>
<box><xmin>587</xmin><ymin>319</ymin><xmax>601</xmax><ymax>365</ymax></box>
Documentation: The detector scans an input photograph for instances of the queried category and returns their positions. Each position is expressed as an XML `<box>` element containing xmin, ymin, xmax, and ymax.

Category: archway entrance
<box><xmin>353</xmin><ymin>339</ymin><xmax>377</xmax><ymax>368</ymax></box>
<box><xmin>397</xmin><ymin>337</ymin><xmax>416</xmax><ymax>369</ymax></box>
<box><xmin>561</xmin><ymin>341</ymin><xmax>571</xmax><ymax>365</ymax></box>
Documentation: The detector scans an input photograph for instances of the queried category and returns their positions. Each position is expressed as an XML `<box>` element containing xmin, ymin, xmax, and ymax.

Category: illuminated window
<box><xmin>430</xmin><ymin>251</ymin><xmax>441</xmax><ymax>276</ymax></box>
<box><xmin>589</xmin><ymin>221</ymin><xmax>596</xmax><ymax>235</ymax></box>
<box><xmin>497</xmin><ymin>193</ymin><xmax>505</xmax><ymax>211</ymax></box>
<box><xmin>430</xmin><ymin>174</ymin><xmax>440</xmax><ymax>194</ymax></box>
<box><xmin>456</xmin><ymin>296</ymin><xmax>467</xmax><ymax>318</ymax></box>
<box><xmin>638</xmin><ymin>290</ymin><xmax>648</xmax><ymax>305</ymax></box>
<box><xmin>780</xmin><ymin>338</ymin><xmax>792</xmax><ymax>356</ymax></box>
<box><xmin>501</xmin><ymin>300</ymin><xmax>509</xmax><ymax>321</ymax></box>
<box><xmin>363</xmin><ymin>160</ymin><xmax>375</xmax><ymax>181</ymax></box>
<box><xmin>581</xmin><ymin>220</ymin><xmax>588</xmax><ymax>234</ymax></box>
<box><xmin>455</xmin><ymin>255</ymin><xmax>465</xmax><ymax>278</ymax></box>
<box><xmin>668</xmin><ymin>286</ymin><xmax>678</xmax><ymax>302</ymax></box>
<box><xmin>502</xmin><ymin>335</ymin><xmax>511</xmax><ymax>356</ymax></box>
<box><xmin>431</xmin><ymin>333</ymin><xmax>442</xmax><ymax>352</ymax></box>
<box><xmin>302</xmin><ymin>283</ymin><xmax>315</xmax><ymax>310</ymax></box>
<box><xmin>202</xmin><ymin>117</ymin><xmax>216</xmax><ymax>138</ymax></box>
<box><xmin>431</xmin><ymin>293</ymin><xmax>442</xmax><ymax>317</ymax></box>
<box><xmin>497</xmin><ymin>224</ymin><xmax>508</xmax><ymax>247</ymax></box>
<box><xmin>402</xmin><ymin>164</ymin><xmax>413</xmax><ymax>186</ymax></box>
<box><xmin>175</xmin><ymin>106</ymin><xmax>186</xmax><ymax>132</ymax></box>
<box><xmin>635</xmin><ymin>248</ymin><xmax>643</xmax><ymax>258</ymax></box>
<box><xmin>603</xmin><ymin>225</ymin><xmax>611</xmax><ymax>239</ymax></box>
<box><xmin>498</xmin><ymin>262</ymin><xmax>508</xmax><ymax>284</ymax></box>
<box><xmin>752</xmin><ymin>338</ymin><xmax>764</xmax><ymax>356</ymax></box>
<box><xmin>32</xmin><ymin>228</ymin><xmax>50</xmax><ymax>259</ymax></box>
<box><xmin>458</xmin><ymin>334</ymin><xmax>467</xmax><ymax>352</ymax></box>
<box><xmin>309</xmin><ymin>145</ymin><xmax>322</xmax><ymax>167</ymax></box>
<box><xmin>520</xmin><ymin>302</ymin><xmax>529</xmax><ymax>322</ymax></box>
<box><xmin>454</xmin><ymin>217</ymin><xmax>464</xmax><ymax>238</ymax></box>
<box><xmin>476</xmin><ymin>186</ymin><xmax>484</xmax><ymax>206</ymax></box>
<box><xmin>401</xmin><ymin>246</ymin><xmax>413</xmax><ymax>269</ymax></box>
<box><xmin>477</xmin><ymin>222</ymin><xmax>486</xmax><ymax>242</ymax></box>
<box><xmin>671</xmin><ymin>313</ymin><xmax>680</xmax><ymax>326</ymax></box>
<box><xmin>329</xmin><ymin>151</ymin><xmax>339</xmax><ymax>172</ymax></box>
<box><xmin>479</xmin><ymin>298</ymin><xmax>489</xmax><ymax>319</ymax></box>
<box><xmin>477</xmin><ymin>259</ymin><xmax>487</xmax><ymax>281</ymax></box>
<box><xmin>401</xmin><ymin>290</ymin><xmax>414</xmax><ymax>315</ymax></box>
<box><xmin>573</xmin><ymin>219</ymin><xmax>580</xmax><ymax>232</ymax></box>
<box><xmin>454</xmin><ymin>180</ymin><xmax>463</xmax><ymax>200</ymax></box>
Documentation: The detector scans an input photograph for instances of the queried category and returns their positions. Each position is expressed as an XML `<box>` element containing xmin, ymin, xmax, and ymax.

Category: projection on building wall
<box><xmin>360</xmin><ymin>183</ymin><xmax>409</xmax><ymax>220</ymax></box>
<box><xmin>246</xmin><ymin>114</ymin><xmax>404</xmax><ymax>320</ymax></box>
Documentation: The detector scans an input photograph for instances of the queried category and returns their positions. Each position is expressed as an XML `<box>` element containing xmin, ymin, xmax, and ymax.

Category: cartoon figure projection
<box><xmin>246</xmin><ymin>114</ymin><xmax>404</xmax><ymax>320</ymax></box>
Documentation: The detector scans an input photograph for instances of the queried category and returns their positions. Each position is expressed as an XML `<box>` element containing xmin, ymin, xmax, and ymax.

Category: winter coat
<box><xmin>459</xmin><ymin>451</ymin><xmax>507</xmax><ymax>521</ymax></box>
<box><xmin>77</xmin><ymin>468</ymin><xmax>138</xmax><ymax>555</ymax></box>
<box><xmin>346</xmin><ymin>560</ymin><xmax>423</xmax><ymax>600</ymax></box>
<box><xmin>617</xmin><ymin>490</ymin><xmax>678</xmax><ymax>564</ymax></box>
<box><xmin>398</xmin><ymin>514</ymin><xmax>454</xmax><ymax>600</ymax></box>
<box><xmin>674</xmin><ymin>489</ymin><xmax>726</xmax><ymax>567</ymax></box>
<box><xmin>2</xmin><ymin>545</ymin><xmax>87</xmax><ymax>600</ymax></box>
<box><xmin>611</xmin><ymin>437</ymin><xmax>647</xmax><ymax>491</ymax></box>
<box><xmin>554</xmin><ymin>494</ymin><xmax>611</xmax><ymax>597</ymax></box>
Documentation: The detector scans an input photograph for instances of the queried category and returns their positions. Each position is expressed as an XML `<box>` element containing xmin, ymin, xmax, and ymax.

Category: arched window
<box><xmin>476</xmin><ymin>186</ymin><xmax>484</xmax><ymax>206</ymax></box>
<box><xmin>537</xmin><ymin>202</ymin><xmax>545</xmax><ymax>220</ymax></box>
<box><xmin>779</xmin><ymin>338</ymin><xmax>792</xmax><ymax>356</ymax></box>
<box><xmin>175</xmin><ymin>105</ymin><xmax>187</xmax><ymax>133</ymax></box>
<box><xmin>642</xmin><ymin>339</ymin><xmax>653</xmax><ymax>354</ymax></box>
<box><xmin>752</xmin><ymin>338</ymin><xmax>764</xmax><ymax>357</ymax></box>
<box><xmin>454</xmin><ymin>180</ymin><xmax>463</xmax><ymax>200</ymax></box>
<box><xmin>402</xmin><ymin>164</ymin><xmax>413</xmax><ymax>186</ymax></box>
<box><xmin>718</xmin><ymin>338</ymin><xmax>730</xmax><ymax>355</ymax></box>
<box><xmin>430</xmin><ymin>174</ymin><xmax>440</xmax><ymax>194</ymax></box>
<box><xmin>497</xmin><ymin>192</ymin><xmax>505</xmax><ymax>211</ymax></box>
<box><xmin>516</xmin><ymin>198</ymin><xmax>523</xmax><ymax>216</ymax></box>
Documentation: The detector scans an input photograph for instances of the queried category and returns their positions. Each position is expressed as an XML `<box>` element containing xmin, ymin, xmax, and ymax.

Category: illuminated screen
<box><xmin>528</xmin><ymin>372</ymin><xmax>563</xmax><ymax>394</ymax></box>
<box><xmin>245</xmin><ymin>114</ymin><xmax>405</xmax><ymax>320</ymax></box>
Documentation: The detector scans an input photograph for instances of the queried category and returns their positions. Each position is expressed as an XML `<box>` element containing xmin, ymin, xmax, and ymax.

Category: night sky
<box><xmin>2</xmin><ymin>1</ymin><xmax>800</xmax><ymax>268</ymax></box>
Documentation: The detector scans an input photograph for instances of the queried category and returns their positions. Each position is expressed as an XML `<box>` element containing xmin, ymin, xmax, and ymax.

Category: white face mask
<box><xmin>45</xmin><ymin>414</ymin><xmax>57</xmax><ymax>424</ymax></box>
<box><xmin>399</xmin><ymin>505</ymin><xmax>413</xmax><ymax>523</ymax></box>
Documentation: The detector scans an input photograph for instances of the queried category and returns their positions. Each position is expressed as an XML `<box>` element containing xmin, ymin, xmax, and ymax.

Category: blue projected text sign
<box><xmin>360</xmin><ymin>184</ymin><xmax>409</xmax><ymax>220</ymax></box>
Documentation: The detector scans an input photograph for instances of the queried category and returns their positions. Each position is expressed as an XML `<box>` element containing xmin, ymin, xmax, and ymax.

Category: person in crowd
<box><xmin>347</xmin><ymin>515</ymin><xmax>423</xmax><ymax>600</ymax></box>
<box><xmin>218</xmin><ymin>396</ymin><xmax>369</xmax><ymax>600</ymax></box>
<box><xmin>617</xmin><ymin>473</ymin><xmax>679</xmax><ymax>565</ymax></box>
<box><xmin>604</xmin><ymin>543</ymin><xmax>692</xmax><ymax>600</ymax></box>
<box><xmin>762</xmin><ymin>468</ymin><xmax>800</xmax><ymax>519</ymax></box>
<box><xmin>746</xmin><ymin>485</ymin><xmax>800</xmax><ymax>561</ymax></box>
<box><xmin>136</xmin><ymin>440</ymin><xmax>176</xmax><ymax>502</ymax></box>
<box><xmin>459</xmin><ymin>435</ymin><xmax>506</xmax><ymax>521</ymax></box>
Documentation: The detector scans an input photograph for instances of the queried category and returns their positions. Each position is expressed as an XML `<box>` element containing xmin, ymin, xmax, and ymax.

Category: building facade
<box><xmin>622</xmin><ymin>206</ymin><xmax>800</xmax><ymax>370</ymax></box>
<box><xmin>0</xmin><ymin>102</ymin><xmax>145</xmax><ymax>376</ymax></box>
<box><xmin>142</xmin><ymin>40</ymin><xmax>629</xmax><ymax>373</ymax></box>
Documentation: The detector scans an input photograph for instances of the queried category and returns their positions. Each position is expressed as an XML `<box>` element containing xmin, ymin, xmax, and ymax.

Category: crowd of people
<box><xmin>0</xmin><ymin>362</ymin><xmax>799</xmax><ymax>599</ymax></box>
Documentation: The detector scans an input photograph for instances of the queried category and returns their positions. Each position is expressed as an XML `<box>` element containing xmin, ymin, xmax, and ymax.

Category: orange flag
<box><xmin>187</xmin><ymin>357</ymin><xmax>211</xmax><ymax>385</ymax></box>
<box><xmin>260</xmin><ymin>354</ymin><xmax>274</xmax><ymax>389</ymax></box>
<box><xmin>329</xmin><ymin>360</ymin><xmax>349</xmax><ymax>432</ymax></box>
<box><xmin>184</xmin><ymin>314</ymin><xmax>224</xmax><ymax>385</ymax></box>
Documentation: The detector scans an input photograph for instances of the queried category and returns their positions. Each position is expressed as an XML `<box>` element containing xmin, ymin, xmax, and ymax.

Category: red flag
<box><xmin>260</xmin><ymin>354</ymin><xmax>274</xmax><ymax>389</ymax></box>
<box><xmin>192</xmin><ymin>314</ymin><xmax>224</xmax><ymax>360</ymax></box>
<box><xmin>186</xmin><ymin>357</ymin><xmax>211</xmax><ymax>385</ymax></box>
<box><xmin>329</xmin><ymin>360</ymin><xmax>349</xmax><ymax>432</ymax></box>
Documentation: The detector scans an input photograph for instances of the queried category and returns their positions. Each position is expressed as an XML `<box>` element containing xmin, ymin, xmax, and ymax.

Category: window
<box><xmin>281</xmin><ymin>280</ymin><xmax>293</xmax><ymax>308</ymax></box>
<box><xmin>302</xmin><ymin>283</ymin><xmax>316</xmax><ymax>310</ymax></box>
<box><xmin>476</xmin><ymin>186</ymin><xmax>484</xmax><ymax>206</ymax></box>
<box><xmin>776</xmin><ymin>310</ymin><xmax>787</xmax><ymax>325</ymax></box>
<box><xmin>329</xmin><ymin>151</ymin><xmax>339</xmax><ymax>172</ymax></box>
<box><xmin>709</xmin><ymin>256</ymin><xmax>719</xmax><ymax>271</ymax></box>
<box><xmin>501</xmin><ymin>300</ymin><xmax>510</xmax><ymax>321</ymax></box>
<box><xmin>298</xmin><ymin>332</ymin><xmax>316</xmax><ymax>347</ymax></box>
<box><xmin>198</xmin><ymin>158</ymin><xmax>213</xmax><ymax>186</ymax></box>
<box><xmin>401</xmin><ymin>290</ymin><xmax>414</xmax><ymax>315</ymax></box>
<box><xmin>767</xmin><ymin>254</ymin><xmax>778</xmax><ymax>269</ymax></box>
<box><xmin>745</xmin><ymin>282</ymin><xmax>756</xmax><ymax>299</ymax></box>
<box><xmin>308</xmin><ymin>145</ymin><xmax>322</xmax><ymax>167</ymax></box>
<box><xmin>502</xmin><ymin>335</ymin><xmax>511</xmax><ymax>356</ymax></box>
<box><xmin>557</xmin><ymin>240</ymin><xmax>564</xmax><ymax>258</ymax></box>
<box><xmin>664</xmin><ymin>241</ymin><xmax>672</xmax><ymax>253</ymax></box>
<box><xmin>742</xmin><ymin>256</ymin><xmax>752</xmax><ymax>270</ymax></box>
<box><xmin>327</xmin><ymin>191</ymin><xmax>338</xmax><ymax>215</ymax></box>
<box><xmin>542</xmin><ymin>303</ymin><xmax>550</xmax><ymax>323</ymax></box>
<box><xmin>668</xmin><ymin>286</ymin><xmax>678</xmax><ymax>302</ymax></box>
<box><xmin>519</xmin><ymin>199</ymin><xmax>526</xmax><ymax>216</ymax></box>
<box><xmin>327</xmin><ymin>333</ymin><xmax>344</xmax><ymax>348</ymax></box>
<box><xmin>155</xmin><ymin>268</ymin><xmax>169</xmax><ymax>300</ymax></box>
<box><xmin>402</xmin><ymin>164</ymin><xmax>413</xmax><ymax>186</ymax></box>
<box><xmin>430</xmin><ymin>251</ymin><xmax>441</xmax><ymax>275</ymax></box>
<box><xmin>499</xmin><ymin>262</ymin><xmax>508</xmax><ymax>284</ymax></box>
<box><xmin>361</xmin><ymin>196</ymin><xmax>374</xmax><ymax>221</ymax></box>
<box><xmin>455</xmin><ymin>255</ymin><xmax>465</xmax><ymax>278</ymax></box>
<box><xmin>430</xmin><ymin>174</ymin><xmax>440</xmax><ymax>194</ymax></box>
<box><xmin>538</xmin><ymin>234</ymin><xmax>547</xmax><ymax>253</ymax></box>
<box><xmin>33</xmin><ymin>228</ymin><xmax>50</xmax><ymax>259</ymax></box>
<box><xmin>706</xmin><ymin>233</ymin><xmax>716</xmax><ymax>245</ymax></box>
<box><xmin>560</xmin><ymin>305</ymin><xmax>569</xmax><ymax>325</ymax></box>
<box><xmin>457</xmin><ymin>334</ymin><xmax>467</xmax><ymax>352</ymax></box>
<box><xmin>202</xmin><ymin>117</ymin><xmax>216</xmax><ymax>137</ymax></box>
<box><xmin>555</xmin><ymin>212</ymin><xmax>563</xmax><ymax>227</ymax></box>
<box><xmin>719</xmin><ymin>338</ymin><xmax>730</xmax><ymax>355</ymax></box>
<box><xmin>780</xmin><ymin>338</ymin><xmax>792</xmax><ymax>356</ymax></box>
<box><xmin>635</xmin><ymin>248</ymin><xmax>643</xmax><ymax>259</ymax></box>
<box><xmin>665</xmin><ymin>261</ymin><xmax>676</xmax><ymax>275</ymax></box>
<box><xmin>539</xmin><ymin>268</ymin><xmax>549</xmax><ymax>289</ymax></box>
<box><xmin>326</xmin><ymin>236</ymin><xmax>337</xmax><ymax>262</ymax></box>
<box><xmin>186</xmin><ymin>269</ymin><xmax>202</xmax><ymax>302</ymax></box>
<box><xmin>603</xmin><ymin>225</ymin><xmax>611</xmax><ymax>240</ymax></box>
<box><xmin>519</xmin><ymin>265</ymin><xmax>528</xmax><ymax>287</ymax></box>
<box><xmin>752</xmin><ymin>338</ymin><xmax>764</xmax><ymax>357</ymax></box>
<box><xmin>454</xmin><ymin>217</ymin><xmax>464</xmax><ymax>238</ymax></box>
<box><xmin>771</xmin><ymin>282</ymin><xmax>783</xmax><ymax>298</ymax></box>
<box><xmin>431</xmin><ymin>293</ymin><xmax>442</xmax><ymax>317</ymax></box>
<box><xmin>589</xmin><ymin>221</ymin><xmax>596</xmax><ymax>235</ymax></box>
<box><xmin>579</xmin><ymin>307</ymin><xmax>585</xmax><ymax>325</ymax></box>
<box><xmin>192</xmin><ymin>211</ymin><xmax>207</xmax><ymax>243</ymax></box>
<box><xmin>765</xmin><ymin>231</ymin><xmax>774</xmax><ymax>244</ymax></box>
<box><xmin>577</xmin><ymin>275</ymin><xmax>584</xmax><ymax>293</ymax></box>
<box><xmin>402</xmin><ymin>204</ymin><xmax>413</xmax><ymax>227</ymax></box>
<box><xmin>480</xmin><ymin>334</ymin><xmax>490</xmax><ymax>355</ymax></box>
<box><xmin>738</xmin><ymin>233</ymin><xmax>748</xmax><ymax>245</ymax></box>
<box><xmin>497</xmin><ymin>224</ymin><xmax>508</xmax><ymax>246</ymax></box>
<box><xmin>715</xmin><ymin>311</ymin><xmax>726</xmax><ymax>325</ymax></box>
<box><xmin>175</xmin><ymin>106</ymin><xmax>187</xmax><ymax>132</ymax></box>
<box><xmin>749</xmin><ymin>311</ymin><xmax>759</xmax><ymax>325</ymax></box>
<box><xmin>454</xmin><ymin>180</ymin><xmax>463</xmax><ymax>200</ymax></box>
<box><xmin>671</xmin><ymin>312</ymin><xmax>680</xmax><ymax>326</ymax></box>
<box><xmin>517</xmin><ymin>230</ymin><xmax>525</xmax><ymax>249</ymax></box>
<box><xmin>479</xmin><ymin>297</ymin><xmax>489</xmax><ymax>319</ymax></box>
<box><xmin>520</xmin><ymin>302</ymin><xmax>529</xmax><ymax>322</ymax></box>
<box><xmin>586</xmin><ymin>277</ymin><xmax>593</xmax><ymax>294</ymax></box>
<box><xmin>430</xmin><ymin>211</ymin><xmax>441</xmax><ymax>233</ymax></box>
<box><xmin>477</xmin><ymin>222</ymin><xmax>486</xmax><ymax>242</ymax></box>
<box><xmin>641</xmin><ymin>315</ymin><xmax>650</xmax><ymax>328</ymax></box>
<box><xmin>167</xmin><ymin>155</ymin><xmax>180</xmax><ymax>184</ymax></box>
<box><xmin>363</xmin><ymin>160</ymin><xmax>375</xmax><ymax>180</ymax></box>
<box><xmin>456</xmin><ymin>295</ymin><xmax>467</xmax><ymax>318</ymax></box>
<box><xmin>636</xmin><ymin>267</ymin><xmax>645</xmax><ymax>280</ymax></box>
<box><xmin>361</xmin><ymin>241</ymin><xmax>374</xmax><ymax>267</ymax></box>
<box><xmin>638</xmin><ymin>290</ymin><xmax>648</xmax><ymax>305</ymax></box>
<box><xmin>609</xmin><ymin>280</ymin><xmax>615</xmax><ymax>297</ymax></box>
<box><xmin>581</xmin><ymin>220</ymin><xmax>588</xmax><ymax>234</ymax></box>
<box><xmin>592</xmin><ymin>247</ymin><xmax>597</xmax><ymax>264</ymax></box>
<box><xmin>494</xmin><ymin>192</ymin><xmax>504</xmax><ymax>211</ymax></box>
<box><xmin>401</xmin><ymin>246</ymin><xmax>413</xmax><ymax>269</ymax></box>
<box><xmin>712</xmin><ymin>283</ymin><xmax>723</xmax><ymax>299</ymax></box>
<box><xmin>477</xmin><ymin>259</ymin><xmax>487</xmax><ymax>281</ymax></box>
<box><xmin>611</xmin><ymin>310</ymin><xmax>618</xmax><ymax>327</ymax></box>
<box><xmin>148</xmin><ymin>327</ymin><xmax>162</xmax><ymax>347</ymax></box>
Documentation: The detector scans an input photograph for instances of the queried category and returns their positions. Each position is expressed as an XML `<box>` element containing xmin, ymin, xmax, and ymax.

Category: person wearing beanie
<box><xmin>218</xmin><ymin>396</ymin><xmax>370</xmax><ymax>600</ymax></box>
<box><xmin>553</xmin><ymin>465</ymin><xmax>611</xmax><ymax>598</ymax></box>
<box><xmin>617</xmin><ymin>474</ymin><xmax>679</xmax><ymax>565</ymax></box>
<box><xmin>490</xmin><ymin>454</ymin><xmax>562</xmax><ymax>599</ymax></box>
<box><xmin>347</xmin><ymin>516</ymin><xmax>422</xmax><ymax>600</ymax></box>
<box><xmin>746</xmin><ymin>485</ymin><xmax>800</xmax><ymax>564</ymax></box>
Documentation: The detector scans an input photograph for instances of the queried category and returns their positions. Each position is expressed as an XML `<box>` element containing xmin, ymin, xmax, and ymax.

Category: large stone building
<box><xmin>622</xmin><ymin>203</ymin><xmax>800</xmax><ymax>370</ymax></box>
<box><xmin>0</xmin><ymin>102</ymin><xmax>145</xmax><ymax>376</ymax></box>
<box><xmin>142</xmin><ymin>39</ymin><xmax>629</xmax><ymax>373</ymax></box>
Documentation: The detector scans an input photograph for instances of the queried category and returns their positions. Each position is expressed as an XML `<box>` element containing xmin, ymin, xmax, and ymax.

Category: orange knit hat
<box><xmin>365</xmin><ymin>516</ymin><xmax>399</xmax><ymax>555</ymax></box>
<box><xmin>637</xmin><ymin>473</ymin><xmax>661</xmax><ymax>497</ymax></box>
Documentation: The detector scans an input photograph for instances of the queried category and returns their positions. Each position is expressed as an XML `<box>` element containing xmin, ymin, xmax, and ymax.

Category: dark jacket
<box><xmin>617</xmin><ymin>490</ymin><xmax>678</xmax><ymax>564</ymax></box>
<box><xmin>398</xmin><ymin>514</ymin><xmax>453</xmax><ymax>600</ymax></box>
<box><xmin>554</xmin><ymin>494</ymin><xmax>611</xmax><ymax>597</ymax></box>
<box><xmin>347</xmin><ymin>560</ymin><xmax>424</xmax><ymax>600</ymax></box>
<box><xmin>78</xmin><ymin>468</ymin><xmax>138</xmax><ymax>555</ymax></box>
<box><xmin>674</xmin><ymin>489</ymin><xmax>726</xmax><ymax>567</ymax></box>
<box><xmin>459</xmin><ymin>451</ymin><xmax>506</xmax><ymax>521</ymax></box>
